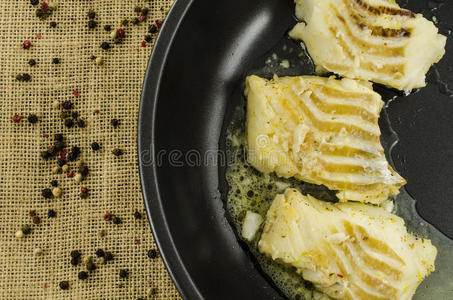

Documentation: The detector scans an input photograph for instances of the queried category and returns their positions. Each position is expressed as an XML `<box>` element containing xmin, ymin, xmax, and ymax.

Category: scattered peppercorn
<box><xmin>104</xmin><ymin>252</ymin><xmax>114</xmax><ymax>262</ymax></box>
<box><xmin>148</xmin><ymin>24</ymin><xmax>157</xmax><ymax>34</ymax></box>
<box><xmin>103</xmin><ymin>25</ymin><xmax>111</xmax><ymax>32</ymax></box>
<box><xmin>112</xmin><ymin>216</ymin><xmax>122</xmax><ymax>224</ymax></box>
<box><xmin>77</xmin><ymin>119</ymin><xmax>86</xmax><ymax>128</ymax></box>
<box><xmin>50</xmin><ymin>21</ymin><xmax>57</xmax><ymax>28</ymax></box>
<box><xmin>30</xmin><ymin>0</ymin><xmax>39</xmax><ymax>5</ymax></box>
<box><xmin>155</xmin><ymin>19</ymin><xmax>163</xmax><ymax>28</ymax></box>
<box><xmin>59</xmin><ymin>281</ymin><xmax>69</xmax><ymax>290</ymax></box>
<box><xmin>103</xmin><ymin>212</ymin><xmax>112</xmax><ymax>221</ymax></box>
<box><xmin>15</xmin><ymin>230</ymin><xmax>24</xmax><ymax>239</ymax></box>
<box><xmin>57</xmin><ymin>158</ymin><xmax>66</xmax><ymax>167</ymax></box>
<box><xmin>111</xmin><ymin>118</ymin><xmax>120</xmax><ymax>128</ymax></box>
<box><xmin>116</xmin><ymin>28</ymin><xmax>125</xmax><ymax>39</ymax></box>
<box><xmin>52</xmin><ymin>187</ymin><xmax>62</xmax><ymax>197</ymax></box>
<box><xmin>28</xmin><ymin>59</ymin><xmax>36</xmax><ymax>66</ymax></box>
<box><xmin>16</xmin><ymin>73</ymin><xmax>31</xmax><ymax>82</ymax></box>
<box><xmin>64</xmin><ymin>118</ymin><xmax>74</xmax><ymax>128</ymax></box>
<box><xmin>70</xmin><ymin>258</ymin><xmax>80</xmax><ymax>266</ymax></box>
<box><xmin>95</xmin><ymin>57</ymin><xmax>104</xmax><ymax>65</ymax></box>
<box><xmin>90</xmin><ymin>142</ymin><xmax>100</xmax><ymax>151</ymax></box>
<box><xmin>141</xmin><ymin>8</ymin><xmax>149</xmax><ymax>16</ymax></box>
<box><xmin>13</xmin><ymin>114</ymin><xmax>22</xmax><ymax>123</ymax></box>
<box><xmin>34</xmin><ymin>248</ymin><xmax>43</xmax><ymax>256</ymax></box>
<box><xmin>147</xmin><ymin>249</ymin><xmax>158</xmax><ymax>259</ymax></box>
<box><xmin>62</xmin><ymin>165</ymin><xmax>69</xmax><ymax>173</ymax></box>
<box><xmin>47</xmin><ymin>209</ymin><xmax>56</xmax><ymax>218</ymax></box>
<box><xmin>139</xmin><ymin>14</ymin><xmax>146</xmax><ymax>22</ymax></box>
<box><xmin>33</xmin><ymin>215</ymin><xmax>41</xmax><ymax>224</ymax></box>
<box><xmin>50</xmin><ymin>180</ymin><xmax>58</xmax><ymax>187</ymax></box>
<box><xmin>67</xmin><ymin>146</ymin><xmax>80</xmax><ymax>161</ymax></box>
<box><xmin>22</xmin><ymin>40</ymin><xmax>32</xmax><ymax>50</ymax></box>
<box><xmin>62</xmin><ymin>101</ymin><xmax>73</xmax><ymax>110</ymax></box>
<box><xmin>95</xmin><ymin>249</ymin><xmax>105</xmax><ymax>257</ymax></box>
<box><xmin>132</xmin><ymin>18</ymin><xmax>140</xmax><ymax>25</ymax></box>
<box><xmin>144</xmin><ymin>35</ymin><xmax>152</xmax><ymax>43</ymax></box>
<box><xmin>42</xmin><ymin>188</ymin><xmax>52</xmax><ymax>199</ymax></box>
<box><xmin>112</xmin><ymin>148</ymin><xmax>123</xmax><ymax>157</ymax></box>
<box><xmin>78</xmin><ymin>271</ymin><xmax>88</xmax><ymax>280</ymax></box>
<box><xmin>119</xmin><ymin>269</ymin><xmax>129</xmax><ymax>278</ymax></box>
<box><xmin>27</xmin><ymin>114</ymin><xmax>38</xmax><ymax>124</ymax></box>
<box><xmin>87</xmin><ymin>10</ymin><xmax>96</xmax><ymax>19</ymax></box>
<box><xmin>71</xmin><ymin>111</ymin><xmax>79</xmax><ymax>119</ymax></box>
<box><xmin>133</xmin><ymin>211</ymin><xmax>142</xmax><ymax>219</ymax></box>
<box><xmin>141</xmin><ymin>40</ymin><xmax>146</xmax><ymax>47</ymax></box>
<box><xmin>28</xmin><ymin>210</ymin><xmax>36</xmax><ymax>217</ymax></box>
<box><xmin>52</xmin><ymin>57</ymin><xmax>60</xmax><ymax>64</ymax></box>
<box><xmin>86</xmin><ymin>261</ymin><xmax>96</xmax><ymax>272</ymax></box>
<box><xmin>88</xmin><ymin>20</ymin><xmax>97</xmax><ymax>29</ymax></box>
<box><xmin>100</xmin><ymin>42</ymin><xmax>110</xmax><ymax>50</ymax></box>
<box><xmin>22</xmin><ymin>225</ymin><xmax>31</xmax><ymax>235</ymax></box>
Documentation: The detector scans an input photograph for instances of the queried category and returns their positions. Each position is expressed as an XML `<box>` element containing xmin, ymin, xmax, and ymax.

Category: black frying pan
<box><xmin>138</xmin><ymin>0</ymin><xmax>453</xmax><ymax>299</ymax></box>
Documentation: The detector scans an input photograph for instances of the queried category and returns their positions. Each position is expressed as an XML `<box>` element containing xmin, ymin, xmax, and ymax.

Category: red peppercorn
<box><xmin>67</xmin><ymin>172</ymin><xmax>74</xmax><ymax>178</ymax></box>
<box><xmin>135</xmin><ymin>239</ymin><xmax>141</xmax><ymax>245</ymax></box>
<box><xmin>116</xmin><ymin>28</ymin><xmax>125</xmax><ymax>38</ymax></box>
<box><xmin>139</xmin><ymin>14</ymin><xmax>146</xmax><ymax>22</ymax></box>
<box><xmin>60</xmin><ymin>149</ymin><xmax>67</xmax><ymax>159</ymax></box>
<box><xmin>73</xmin><ymin>89</ymin><xmax>79</xmax><ymax>97</ymax></box>
<box><xmin>155</xmin><ymin>19</ymin><xmax>163</xmax><ymax>28</ymax></box>
<box><xmin>35</xmin><ymin>33</ymin><xmax>42</xmax><ymax>39</ymax></box>
<box><xmin>22</xmin><ymin>40</ymin><xmax>32</xmax><ymax>49</ymax></box>
<box><xmin>13</xmin><ymin>114</ymin><xmax>22</xmax><ymax>123</ymax></box>
<box><xmin>41</xmin><ymin>1</ymin><xmax>48</xmax><ymax>11</ymax></box>
<box><xmin>337</xmin><ymin>274</ymin><xmax>344</xmax><ymax>278</ymax></box>
<box><xmin>80</xmin><ymin>187</ymin><xmax>88</xmax><ymax>193</ymax></box>
<box><xmin>42</xmin><ymin>283</ymin><xmax>48</xmax><ymax>289</ymax></box>
<box><xmin>104</xmin><ymin>213</ymin><xmax>112</xmax><ymax>221</ymax></box>
<box><xmin>141</xmin><ymin>40</ymin><xmax>146</xmax><ymax>47</ymax></box>
<box><xmin>93</xmin><ymin>109</ymin><xmax>100</xmax><ymax>115</ymax></box>
<box><xmin>28</xmin><ymin>210</ymin><xmax>36</xmax><ymax>217</ymax></box>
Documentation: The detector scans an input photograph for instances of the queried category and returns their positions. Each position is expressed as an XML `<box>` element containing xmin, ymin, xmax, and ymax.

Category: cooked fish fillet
<box><xmin>259</xmin><ymin>188</ymin><xmax>437</xmax><ymax>300</ymax></box>
<box><xmin>289</xmin><ymin>0</ymin><xmax>446</xmax><ymax>92</ymax></box>
<box><xmin>245</xmin><ymin>75</ymin><xmax>405</xmax><ymax>204</ymax></box>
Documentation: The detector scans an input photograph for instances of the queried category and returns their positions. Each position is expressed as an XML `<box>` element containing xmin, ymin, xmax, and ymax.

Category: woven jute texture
<box><xmin>0</xmin><ymin>1</ymin><xmax>180</xmax><ymax>299</ymax></box>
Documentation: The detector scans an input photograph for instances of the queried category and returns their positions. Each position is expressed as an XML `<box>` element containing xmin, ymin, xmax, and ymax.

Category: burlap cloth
<box><xmin>0</xmin><ymin>1</ymin><xmax>180</xmax><ymax>299</ymax></box>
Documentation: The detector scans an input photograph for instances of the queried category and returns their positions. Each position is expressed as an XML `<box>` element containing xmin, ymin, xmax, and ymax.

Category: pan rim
<box><xmin>138</xmin><ymin>0</ymin><xmax>202</xmax><ymax>299</ymax></box>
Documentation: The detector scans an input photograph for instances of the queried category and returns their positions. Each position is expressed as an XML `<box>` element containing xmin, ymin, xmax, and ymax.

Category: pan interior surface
<box><xmin>139</xmin><ymin>0</ymin><xmax>453</xmax><ymax>299</ymax></box>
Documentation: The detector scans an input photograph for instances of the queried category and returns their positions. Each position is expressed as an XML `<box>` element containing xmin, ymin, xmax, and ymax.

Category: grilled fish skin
<box><xmin>245</xmin><ymin>75</ymin><xmax>405</xmax><ymax>204</ymax></box>
<box><xmin>259</xmin><ymin>188</ymin><xmax>437</xmax><ymax>300</ymax></box>
<box><xmin>289</xmin><ymin>0</ymin><xmax>446</xmax><ymax>92</ymax></box>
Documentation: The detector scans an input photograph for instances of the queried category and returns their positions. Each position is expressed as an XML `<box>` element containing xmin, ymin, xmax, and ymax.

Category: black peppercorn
<box><xmin>100</xmin><ymin>42</ymin><xmax>110</xmax><ymax>50</ymax></box>
<box><xmin>141</xmin><ymin>8</ymin><xmax>149</xmax><ymax>15</ymax></box>
<box><xmin>87</xmin><ymin>10</ymin><xmax>96</xmax><ymax>19</ymax></box>
<box><xmin>57</xmin><ymin>158</ymin><xmax>66</xmax><ymax>167</ymax></box>
<box><xmin>90</xmin><ymin>142</ymin><xmax>100</xmax><ymax>151</ymax></box>
<box><xmin>95</xmin><ymin>249</ymin><xmax>105</xmax><ymax>257</ymax></box>
<box><xmin>133</xmin><ymin>211</ymin><xmax>142</xmax><ymax>219</ymax></box>
<box><xmin>86</xmin><ymin>261</ymin><xmax>96</xmax><ymax>272</ymax></box>
<box><xmin>77</xmin><ymin>119</ymin><xmax>86</xmax><ymax>128</ymax></box>
<box><xmin>119</xmin><ymin>269</ymin><xmax>129</xmax><ymax>278</ymax></box>
<box><xmin>71</xmin><ymin>111</ymin><xmax>79</xmax><ymax>119</ymax></box>
<box><xmin>112</xmin><ymin>216</ymin><xmax>122</xmax><ymax>224</ymax></box>
<box><xmin>88</xmin><ymin>20</ymin><xmax>97</xmax><ymax>29</ymax></box>
<box><xmin>132</xmin><ymin>18</ymin><xmax>140</xmax><ymax>25</ymax></box>
<box><xmin>22</xmin><ymin>224</ymin><xmax>31</xmax><ymax>235</ymax></box>
<box><xmin>55</xmin><ymin>140</ymin><xmax>65</xmax><ymax>151</ymax></box>
<box><xmin>54</xmin><ymin>133</ymin><xmax>63</xmax><ymax>141</ymax></box>
<box><xmin>22</xmin><ymin>73</ymin><xmax>31</xmax><ymax>82</ymax></box>
<box><xmin>52</xmin><ymin>57</ymin><xmax>60</xmax><ymax>64</ymax></box>
<box><xmin>59</xmin><ymin>281</ymin><xmax>69</xmax><ymax>290</ymax></box>
<box><xmin>67</xmin><ymin>146</ymin><xmax>80</xmax><ymax>161</ymax></box>
<box><xmin>42</xmin><ymin>188</ymin><xmax>53</xmax><ymax>199</ymax></box>
<box><xmin>62</xmin><ymin>101</ymin><xmax>73</xmax><ymax>110</ymax></box>
<box><xmin>112</xmin><ymin>149</ymin><xmax>123</xmax><ymax>157</ymax></box>
<box><xmin>148</xmin><ymin>24</ymin><xmax>157</xmax><ymax>34</ymax></box>
<box><xmin>104</xmin><ymin>25</ymin><xmax>111</xmax><ymax>31</ymax></box>
<box><xmin>70</xmin><ymin>257</ymin><xmax>79</xmax><ymax>266</ymax></box>
<box><xmin>78</xmin><ymin>166</ymin><xmax>89</xmax><ymax>177</ymax></box>
<box><xmin>78</xmin><ymin>271</ymin><xmax>88</xmax><ymax>280</ymax></box>
<box><xmin>104</xmin><ymin>252</ymin><xmax>114</xmax><ymax>262</ymax></box>
<box><xmin>27</xmin><ymin>114</ymin><xmax>38</xmax><ymax>124</ymax></box>
<box><xmin>28</xmin><ymin>59</ymin><xmax>36</xmax><ymax>66</ymax></box>
<box><xmin>147</xmin><ymin>249</ymin><xmax>158</xmax><ymax>259</ymax></box>
<box><xmin>111</xmin><ymin>119</ymin><xmax>119</xmax><ymax>128</ymax></box>
<box><xmin>121</xmin><ymin>19</ymin><xmax>129</xmax><ymax>26</ymax></box>
<box><xmin>70</xmin><ymin>250</ymin><xmax>81</xmax><ymax>259</ymax></box>
<box><xmin>48</xmin><ymin>209</ymin><xmax>56</xmax><ymax>218</ymax></box>
<box><xmin>64</xmin><ymin>118</ymin><xmax>74</xmax><ymax>128</ymax></box>
<box><xmin>50</xmin><ymin>21</ymin><xmax>57</xmax><ymax>28</ymax></box>
<box><xmin>33</xmin><ymin>216</ymin><xmax>41</xmax><ymax>224</ymax></box>
<box><xmin>144</xmin><ymin>35</ymin><xmax>152</xmax><ymax>43</ymax></box>
<box><xmin>40</xmin><ymin>150</ymin><xmax>51</xmax><ymax>160</ymax></box>
<box><xmin>30</xmin><ymin>0</ymin><xmax>39</xmax><ymax>5</ymax></box>
<box><xmin>51</xmin><ymin>180</ymin><xmax>58</xmax><ymax>187</ymax></box>
<box><xmin>15</xmin><ymin>74</ymin><xmax>23</xmax><ymax>81</ymax></box>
